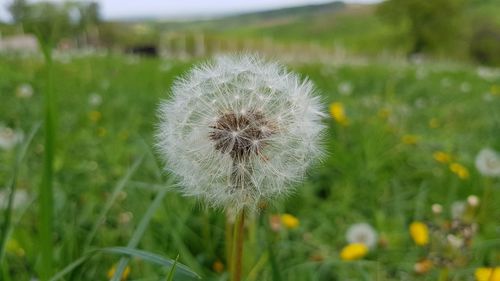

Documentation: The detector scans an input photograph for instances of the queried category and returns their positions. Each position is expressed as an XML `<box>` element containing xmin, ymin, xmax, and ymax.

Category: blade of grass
<box><xmin>49</xmin><ymin>246</ymin><xmax>199</xmax><ymax>281</ymax></box>
<box><xmin>39</xmin><ymin>44</ymin><xmax>55</xmax><ymax>281</ymax></box>
<box><xmin>111</xmin><ymin>178</ymin><xmax>177</xmax><ymax>281</ymax></box>
<box><xmin>83</xmin><ymin>156</ymin><xmax>144</xmax><ymax>249</ymax></box>
<box><xmin>0</xmin><ymin>123</ymin><xmax>40</xmax><ymax>262</ymax></box>
<box><xmin>166</xmin><ymin>254</ymin><xmax>179</xmax><ymax>281</ymax></box>
<box><xmin>104</xmin><ymin>247</ymin><xmax>199</xmax><ymax>279</ymax></box>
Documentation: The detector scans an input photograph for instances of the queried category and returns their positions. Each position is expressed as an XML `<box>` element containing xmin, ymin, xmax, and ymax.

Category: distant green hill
<box><xmin>154</xmin><ymin>0</ymin><xmax>500</xmax><ymax>58</ymax></box>
<box><xmin>155</xmin><ymin>2</ymin><xmax>403</xmax><ymax>55</ymax></box>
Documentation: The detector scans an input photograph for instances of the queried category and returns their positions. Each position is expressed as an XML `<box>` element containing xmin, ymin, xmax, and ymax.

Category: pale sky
<box><xmin>0</xmin><ymin>0</ymin><xmax>380</xmax><ymax>21</ymax></box>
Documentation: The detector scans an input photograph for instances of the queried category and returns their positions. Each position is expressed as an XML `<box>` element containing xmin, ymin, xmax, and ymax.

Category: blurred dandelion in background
<box><xmin>475</xmin><ymin>148</ymin><xmax>500</xmax><ymax>177</ymax></box>
<box><xmin>329</xmin><ymin>102</ymin><xmax>349</xmax><ymax>126</ymax></box>
<box><xmin>409</xmin><ymin>221</ymin><xmax>429</xmax><ymax>246</ymax></box>
<box><xmin>15</xmin><ymin>83</ymin><xmax>34</xmax><ymax>99</ymax></box>
<box><xmin>0</xmin><ymin>125</ymin><xmax>23</xmax><ymax>150</ymax></box>
<box><xmin>345</xmin><ymin>223</ymin><xmax>378</xmax><ymax>249</ymax></box>
<box><xmin>340</xmin><ymin>243</ymin><xmax>368</xmax><ymax>261</ymax></box>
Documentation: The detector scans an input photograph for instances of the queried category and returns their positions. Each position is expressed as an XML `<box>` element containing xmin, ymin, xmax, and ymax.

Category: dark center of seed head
<box><xmin>209</xmin><ymin>109</ymin><xmax>276</xmax><ymax>161</ymax></box>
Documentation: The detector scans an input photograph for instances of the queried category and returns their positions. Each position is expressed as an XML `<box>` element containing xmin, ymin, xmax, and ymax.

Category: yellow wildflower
<box><xmin>97</xmin><ymin>127</ymin><xmax>107</xmax><ymax>137</ymax></box>
<box><xmin>377</xmin><ymin>108</ymin><xmax>390</xmax><ymax>120</ymax></box>
<box><xmin>475</xmin><ymin>267</ymin><xmax>500</xmax><ymax>281</ymax></box>
<box><xmin>107</xmin><ymin>264</ymin><xmax>131</xmax><ymax>281</ymax></box>
<box><xmin>281</xmin><ymin>214</ymin><xmax>300</xmax><ymax>229</ymax></box>
<box><xmin>491</xmin><ymin>85</ymin><xmax>500</xmax><ymax>96</ymax></box>
<box><xmin>6</xmin><ymin>239</ymin><xmax>25</xmax><ymax>257</ymax></box>
<box><xmin>429</xmin><ymin>118</ymin><xmax>440</xmax><ymax>129</ymax></box>
<box><xmin>89</xmin><ymin>111</ymin><xmax>102</xmax><ymax>123</ymax></box>
<box><xmin>409</xmin><ymin>221</ymin><xmax>429</xmax><ymax>246</ymax></box>
<box><xmin>329</xmin><ymin>102</ymin><xmax>349</xmax><ymax>126</ymax></box>
<box><xmin>449</xmin><ymin>162</ymin><xmax>469</xmax><ymax>180</ymax></box>
<box><xmin>340</xmin><ymin>243</ymin><xmax>368</xmax><ymax>261</ymax></box>
<box><xmin>402</xmin><ymin>134</ymin><xmax>420</xmax><ymax>145</ymax></box>
<box><xmin>433</xmin><ymin>151</ymin><xmax>452</xmax><ymax>164</ymax></box>
<box><xmin>212</xmin><ymin>260</ymin><xmax>224</xmax><ymax>273</ymax></box>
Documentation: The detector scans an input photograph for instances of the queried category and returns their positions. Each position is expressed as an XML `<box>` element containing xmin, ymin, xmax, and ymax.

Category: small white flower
<box><xmin>432</xmin><ymin>203</ymin><xmax>443</xmax><ymax>214</ymax></box>
<box><xmin>88</xmin><ymin>93</ymin><xmax>103</xmax><ymax>107</ymax></box>
<box><xmin>0</xmin><ymin>126</ymin><xmax>23</xmax><ymax>150</ymax></box>
<box><xmin>338</xmin><ymin>82</ymin><xmax>352</xmax><ymax>96</ymax></box>
<box><xmin>346</xmin><ymin>223</ymin><xmax>378</xmax><ymax>249</ymax></box>
<box><xmin>460</xmin><ymin>82</ymin><xmax>470</xmax><ymax>93</ymax></box>
<box><xmin>440</xmin><ymin>78</ymin><xmax>451</xmax><ymax>88</ymax></box>
<box><xmin>475</xmin><ymin>148</ymin><xmax>500</xmax><ymax>177</ymax></box>
<box><xmin>447</xmin><ymin>234</ymin><xmax>464</xmax><ymax>249</ymax></box>
<box><xmin>467</xmin><ymin>195</ymin><xmax>480</xmax><ymax>207</ymax></box>
<box><xmin>16</xmin><ymin>83</ymin><xmax>34</xmax><ymax>98</ymax></box>
<box><xmin>156</xmin><ymin>55</ymin><xmax>325</xmax><ymax>213</ymax></box>
<box><xmin>451</xmin><ymin>201</ymin><xmax>466</xmax><ymax>219</ymax></box>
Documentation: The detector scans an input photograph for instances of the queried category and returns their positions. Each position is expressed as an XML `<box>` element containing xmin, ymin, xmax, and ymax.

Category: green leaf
<box><xmin>103</xmin><ymin>247</ymin><xmax>200</xmax><ymax>279</ymax></box>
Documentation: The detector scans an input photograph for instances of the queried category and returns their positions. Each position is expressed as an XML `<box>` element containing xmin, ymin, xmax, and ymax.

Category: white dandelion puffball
<box><xmin>346</xmin><ymin>223</ymin><xmax>378</xmax><ymax>249</ymax></box>
<box><xmin>16</xmin><ymin>83</ymin><xmax>34</xmax><ymax>98</ymax></box>
<box><xmin>156</xmin><ymin>55</ymin><xmax>325</xmax><ymax>212</ymax></box>
<box><xmin>475</xmin><ymin>148</ymin><xmax>500</xmax><ymax>177</ymax></box>
<box><xmin>0</xmin><ymin>126</ymin><xmax>23</xmax><ymax>150</ymax></box>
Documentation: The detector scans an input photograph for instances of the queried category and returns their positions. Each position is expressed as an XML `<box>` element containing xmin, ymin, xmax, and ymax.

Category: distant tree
<box><xmin>377</xmin><ymin>0</ymin><xmax>466</xmax><ymax>56</ymax></box>
<box><xmin>7</xmin><ymin>0</ymin><xmax>28</xmax><ymax>24</ymax></box>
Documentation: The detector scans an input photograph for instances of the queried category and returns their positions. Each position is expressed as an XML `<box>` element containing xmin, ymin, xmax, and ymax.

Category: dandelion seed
<box><xmin>346</xmin><ymin>223</ymin><xmax>378</xmax><ymax>249</ymax></box>
<box><xmin>409</xmin><ymin>221</ymin><xmax>429</xmax><ymax>246</ymax></box>
<box><xmin>340</xmin><ymin>243</ymin><xmax>368</xmax><ymax>261</ymax></box>
<box><xmin>449</xmin><ymin>162</ymin><xmax>469</xmax><ymax>180</ymax></box>
<box><xmin>280</xmin><ymin>213</ymin><xmax>299</xmax><ymax>229</ymax></box>
<box><xmin>155</xmin><ymin>55</ymin><xmax>325</xmax><ymax>213</ymax></box>
<box><xmin>475</xmin><ymin>148</ymin><xmax>500</xmax><ymax>177</ymax></box>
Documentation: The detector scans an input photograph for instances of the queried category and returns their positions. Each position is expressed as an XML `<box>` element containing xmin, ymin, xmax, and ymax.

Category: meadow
<box><xmin>1</xmin><ymin>52</ymin><xmax>499</xmax><ymax>281</ymax></box>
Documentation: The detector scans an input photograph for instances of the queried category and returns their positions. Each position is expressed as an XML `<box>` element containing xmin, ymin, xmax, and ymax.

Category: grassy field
<box><xmin>1</xmin><ymin>53</ymin><xmax>499</xmax><ymax>281</ymax></box>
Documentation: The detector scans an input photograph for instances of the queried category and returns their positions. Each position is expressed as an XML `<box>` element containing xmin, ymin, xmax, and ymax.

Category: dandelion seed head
<box><xmin>346</xmin><ymin>223</ymin><xmax>378</xmax><ymax>249</ymax></box>
<box><xmin>156</xmin><ymin>55</ymin><xmax>325</xmax><ymax>213</ymax></box>
<box><xmin>475</xmin><ymin>148</ymin><xmax>500</xmax><ymax>177</ymax></box>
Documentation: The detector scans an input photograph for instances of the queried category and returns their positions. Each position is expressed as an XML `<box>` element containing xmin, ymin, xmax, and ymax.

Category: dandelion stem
<box><xmin>231</xmin><ymin>211</ymin><xmax>245</xmax><ymax>281</ymax></box>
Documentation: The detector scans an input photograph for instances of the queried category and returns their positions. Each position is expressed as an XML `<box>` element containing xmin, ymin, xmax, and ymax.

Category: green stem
<box><xmin>438</xmin><ymin>267</ymin><xmax>449</xmax><ymax>281</ymax></box>
<box><xmin>225</xmin><ymin>216</ymin><xmax>233</xmax><ymax>271</ymax></box>
<box><xmin>231</xmin><ymin>211</ymin><xmax>245</xmax><ymax>281</ymax></box>
<box><xmin>40</xmin><ymin>45</ymin><xmax>55</xmax><ymax>281</ymax></box>
<box><xmin>479</xmin><ymin>178</ymin><xmax>492</xmax><ymax>224</ymax></box>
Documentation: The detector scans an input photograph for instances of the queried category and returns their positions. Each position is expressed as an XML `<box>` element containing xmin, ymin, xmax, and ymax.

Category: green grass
<box><xmin>0</xmin><ymin>53</ymin><xmax>499</xmax><ymax>280</ymax></box>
